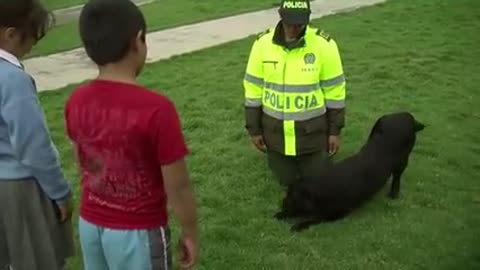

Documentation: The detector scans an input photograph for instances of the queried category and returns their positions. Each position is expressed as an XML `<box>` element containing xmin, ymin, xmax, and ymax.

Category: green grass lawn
<box><xmin>38</xmin><ymin>0</ymin><xmax>480</xmax><ymax>269</ymax></box>
<box><xmin>29</xmin><ymin>0</ymin><xmax>280</xmax><ymax>57</ymax></box>
<box><xmin>43</xmin><ymin>0</ymin><xmax>85</xmax><ymax>10</ymax></box>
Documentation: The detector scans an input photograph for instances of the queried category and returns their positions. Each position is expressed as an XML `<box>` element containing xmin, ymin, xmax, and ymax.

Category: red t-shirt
<box><xmin>64</xmin><ymin>79</ymin><xmax>188</xmax><ymax>230</ymax></box>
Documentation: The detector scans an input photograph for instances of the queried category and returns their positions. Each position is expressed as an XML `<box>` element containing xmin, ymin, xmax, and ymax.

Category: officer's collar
<box><xmin>272</xmin><ymin>21</ymin><xmax>307</xmax><ymax>49</ymax></box>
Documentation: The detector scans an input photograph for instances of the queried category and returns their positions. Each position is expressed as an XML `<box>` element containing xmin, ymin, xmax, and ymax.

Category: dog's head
<box><xmin>280</xmin><ymin>184</ymin><xmax>317</xmax><ymax>215</ymax></box>
<box><xmin>368</xmin><ymin>112</ymin><xmax>426</xmax><ymax>151</ymax></box>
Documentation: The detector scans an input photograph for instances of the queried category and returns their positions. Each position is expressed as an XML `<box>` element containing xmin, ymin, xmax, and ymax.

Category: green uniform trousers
<box><xmin>267</xmin><ymin>149</ymin><xmax>332</xmax><ymax>186</ymax></box>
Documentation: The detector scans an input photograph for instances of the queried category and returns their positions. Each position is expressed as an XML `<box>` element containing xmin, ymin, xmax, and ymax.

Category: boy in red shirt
<box><xmin>65</xmin><ymin>0</ymin><xmax>199</xmax><ymax>269</ymax></box>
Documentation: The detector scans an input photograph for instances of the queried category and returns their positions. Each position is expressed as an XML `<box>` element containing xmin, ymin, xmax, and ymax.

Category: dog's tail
<box><xmin>414</xmin><ymin>119</ymin><xmax>426</xmax><ymax>132</ymax></box>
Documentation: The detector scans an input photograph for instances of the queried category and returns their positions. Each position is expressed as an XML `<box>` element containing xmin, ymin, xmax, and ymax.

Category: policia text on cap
<box><xmin>243</xmin><ymin>0</ymin><xmax>347</xmax><ymax>186</ymax></box>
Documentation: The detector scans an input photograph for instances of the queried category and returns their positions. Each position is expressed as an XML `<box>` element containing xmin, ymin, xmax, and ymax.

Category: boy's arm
<box><xmin>0</xmin><ymin>71</ymin><xmax>71</xmax><ymax>205</ymax></box>
<box><xmin>161</xmin><ymin>159</ymin><xmax>198</xmax><ymax>240</ymax></box>
<box><xmin>153</xmin><ymin>100</ymin><xmax>198</xmax><ymax>240</ymax></box>
<box><xmin>64</xmin><ymin>104</ymin><xmax>81</xmax><ymax>174</ymax></box>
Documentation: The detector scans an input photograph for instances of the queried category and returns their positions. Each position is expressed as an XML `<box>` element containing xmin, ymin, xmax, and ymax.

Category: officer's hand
<box><xmin>328</xmin><ymin>135</ymin><xmax>340</xmax><ymax>156</ymax></box>
<box><xmin>251</xmin><ymin>135</ymin><xmax>267</xmax><ymax>153</ymax></box>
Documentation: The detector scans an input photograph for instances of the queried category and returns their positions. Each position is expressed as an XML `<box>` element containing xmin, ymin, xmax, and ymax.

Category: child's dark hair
<box><xmin>79</xmin><ymin>0</ymin><xmax>147</xmax><ymax>66</ymax></box>
<box><xmin>0</xmin><ymin>0</ymin><xmax>55</xmax><ymax>43</ymax></box>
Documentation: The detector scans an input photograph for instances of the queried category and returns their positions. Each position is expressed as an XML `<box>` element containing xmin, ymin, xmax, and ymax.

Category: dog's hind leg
<box><xmin>388</xmin><ymin>160</ymin><xmax>409</xmax><ymax>199</ymax></box>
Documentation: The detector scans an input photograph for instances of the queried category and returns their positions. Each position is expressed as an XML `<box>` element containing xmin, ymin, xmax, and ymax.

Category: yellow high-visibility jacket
<box><xmin>243</xmin><ymin>24</ymin><xmax>346</xmax><ymax>156</ymax></box>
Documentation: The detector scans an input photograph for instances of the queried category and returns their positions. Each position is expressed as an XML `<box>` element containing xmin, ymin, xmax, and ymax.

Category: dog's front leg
<box><xmin>273</xmin><ymin>210</ymin><xmax>291</xmax><ymax>220</ymax></box>
<box><xmin>290</xmin><ymin>217</ymin><xmax>324</xmax><ymax>232</ymax></box>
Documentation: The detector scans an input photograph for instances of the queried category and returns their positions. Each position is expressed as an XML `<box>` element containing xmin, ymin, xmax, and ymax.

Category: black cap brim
<box><xmin>280</xmin><ymin>10</ymin><xmax>310</xmax><ymax>25</ymax></box>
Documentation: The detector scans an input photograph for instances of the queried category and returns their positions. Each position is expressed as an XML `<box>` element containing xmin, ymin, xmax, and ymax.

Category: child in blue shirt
<box><xmin>0</xmin><ymin>0</ymin><xmax>75</xmax><ymax>269</ymax></box>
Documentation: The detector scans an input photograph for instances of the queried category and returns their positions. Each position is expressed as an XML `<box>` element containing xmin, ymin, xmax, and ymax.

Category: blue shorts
<box><xmin>78</xmin><ymin>217</ymin><xmax>172</xmax><ymax>270</ymax></box>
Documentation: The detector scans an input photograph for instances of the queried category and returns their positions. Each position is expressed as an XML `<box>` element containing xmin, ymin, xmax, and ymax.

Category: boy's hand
<box><xmin>178</xmin><ymin>234</ymin><xmax>199</xmax><ymax>269</ymax></box>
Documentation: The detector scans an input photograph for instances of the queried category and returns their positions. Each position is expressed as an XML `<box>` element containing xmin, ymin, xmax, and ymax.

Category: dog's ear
<box><xmin>413</xmin><ymin>119</ymin><xmax>426</xmax><ymax>132</ymax></box>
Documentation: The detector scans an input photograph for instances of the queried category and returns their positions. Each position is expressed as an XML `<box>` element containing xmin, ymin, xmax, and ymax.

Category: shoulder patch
<box><xmin>315</xmin><ymin>29</ymin><xmax>331</xmax><ymax>42</ymax></box>
<box><xmin>256</xmin><ymin>28</ymin><xmax>271</xmax><ymax>40</ymax></box>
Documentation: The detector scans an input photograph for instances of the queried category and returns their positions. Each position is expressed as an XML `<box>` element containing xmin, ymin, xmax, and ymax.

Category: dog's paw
<box><xmin>274</xmin><ymin>211</ymin><xmax>288</xmax><ymax>220</ymax></box>
<box><xmin>387</xmin><ymin>192</ymin><xmax>400</xmax><ymax>199</ymax></box>
<box><xmin>290</xmin><ymin>222</ymin><xmax>309</xmax><ymax>232</ymax></box>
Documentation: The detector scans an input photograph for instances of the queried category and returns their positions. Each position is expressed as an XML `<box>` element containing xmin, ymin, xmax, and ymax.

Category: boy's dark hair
<box><xmin>79</xmin><ymin>0</ymin><xmax>147</xmax><ymax>66</ymax></box>
<box><xmin>0</xmin><ymin>0</ymin><xmax>55</xmax><ymax>42</ymax></box>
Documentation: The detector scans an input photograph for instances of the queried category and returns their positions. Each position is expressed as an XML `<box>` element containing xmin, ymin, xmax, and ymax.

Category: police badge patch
<box><xmin>303</xmin><ymin>52</ymin><xmax>316</xmax><ymax>65</ymax></box>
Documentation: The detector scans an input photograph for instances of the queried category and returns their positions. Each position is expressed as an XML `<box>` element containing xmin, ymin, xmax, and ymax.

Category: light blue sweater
<box><xmin>0</xmin><ymin>58</ymin><xmax>70</xmax><ymax>204</ymax></box>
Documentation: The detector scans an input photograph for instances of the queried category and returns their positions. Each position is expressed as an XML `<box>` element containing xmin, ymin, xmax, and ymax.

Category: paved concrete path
<box><xmin>25</xmin><ymin>0</ymin><xmax>386</xmax><ymax>91</ymax></box>
<box><xmin>52</xmin><ymin>0</ymin><xmax>153</xmax><ymax>25</ymax></box>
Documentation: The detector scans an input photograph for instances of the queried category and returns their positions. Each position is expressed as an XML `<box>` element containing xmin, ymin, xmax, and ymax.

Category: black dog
<box><xmin>274</xmin><ymin>112</ymin><xmax>426</xmax><ymax>232</ymax></box>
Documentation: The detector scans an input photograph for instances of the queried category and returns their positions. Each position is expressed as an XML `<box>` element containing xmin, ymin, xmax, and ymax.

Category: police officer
<box><xmin>243</xmin><ymin>0</ymin><xmax>346</xmax><ymax>186</ymax></box>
